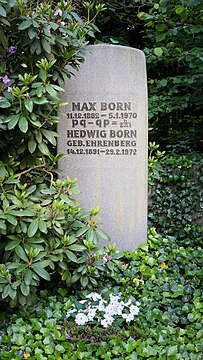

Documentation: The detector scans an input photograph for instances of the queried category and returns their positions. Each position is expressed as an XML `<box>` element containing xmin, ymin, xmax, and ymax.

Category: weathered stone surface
<box><xmin>58</xmin><ymin>44</ymin><xmax>148</xmax><ymax>250</ymax></box>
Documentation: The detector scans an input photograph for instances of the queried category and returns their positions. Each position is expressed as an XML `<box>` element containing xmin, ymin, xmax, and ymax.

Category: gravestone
<box><xmin>58</xmin><ymin>44</ymin><xmax>148</xmax><ymax>250</ymax></box>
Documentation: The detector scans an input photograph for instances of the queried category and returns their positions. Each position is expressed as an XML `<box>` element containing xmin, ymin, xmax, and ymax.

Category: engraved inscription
<box><xmin>66</xmin><ymin>101</ymin><xmax>137</xmax><ymax>156</ymax></box>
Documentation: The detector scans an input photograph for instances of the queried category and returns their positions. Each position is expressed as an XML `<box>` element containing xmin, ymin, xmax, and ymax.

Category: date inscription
<box><xmin>66</xmin><ymin>101</ymin><xmax>138</xmax><ymax>156</ymax></box>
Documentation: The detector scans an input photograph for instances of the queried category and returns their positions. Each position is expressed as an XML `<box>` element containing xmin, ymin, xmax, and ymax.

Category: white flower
<box><xmin>97</xmin><ymin>300</ymin><xmax>106</xmax><ymax>312</ymax></box>
<box><xmin>66</xmin><ymin>308</ymin><xmax>76</xmax><ymax>318</ymax></box>
<box><xmin>86</xmin><ymin>308</ymin><xmax>96</xmax><ymax>321</ymax></box>
<box><xmin>105</xmin><ymin>304</ymin><xmax>117</xmax><ymax>316</ymax></box>
<box><xmin>66</xmin><ymin>291</ymin><xmax>140</xmax><ymax>328</ymax></box>
<box><xmin>54</xmin><ymin>9</ymin><xmax>62</xmax><ymax>17</ymax></box>
<box><xmin>101</xmin><ymin>316</ymin><xmax>114</xmax><ymax>328</ymax></box>
<box><xmin>75</xmin><ymin>312</ymin><xmax>88</xmax><ymax>325</ymax></box>
<box><xmin>109</xmin><ymin>294</ymin><xmax>120</xmax><ymax>304</ymax></box>
<box><xmin>122</xmin><ymin>313</ymin><xmax>134</xmax><ymax>322</ymax></box>
<box><xmin>100</xmin><ymin>319</ymin><xmax>109</xmax><ymax>328</ymax></box>
<box><xmin>129</xmin><ymin>304</ymin><xmax>139</xmax><ymax>315</ymax></box>
<box><xmin>79</xmin><ymin>300</ymin><xmax>87</xmax><ymax>304</ymax></box>
<box><xmin>115</xmin><ymin>303</ymin><xmax>124</xmax><ymax>315</ymax></box>
<box><xmin>86</xmin><ymin>292</ymin><xmax>102</xmax><ymax>301</ymax></box>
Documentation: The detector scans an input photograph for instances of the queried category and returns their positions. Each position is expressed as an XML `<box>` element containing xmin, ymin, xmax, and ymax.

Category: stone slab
<box><xmin>58</xmin><ymin>44</ymin><xmax>148</xmax><ymax>250</ymax></box>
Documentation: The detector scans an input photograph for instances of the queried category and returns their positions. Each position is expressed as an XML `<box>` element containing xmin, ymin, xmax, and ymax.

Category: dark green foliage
<box><xmin>139</xmin><ymin>0</ymin><xmax>203</xmax><ymax>150</ymax></box>
<box><xmin>0</xmin><ymin>0</ymin><xmax>108</xmax><ymax>306</ymax></box>
<box><xmin>0</xmin><ymin>229</ymin><xmax>202</xmax><ymax>359</ymax></box>
<box><xmin>95</xmin><ymin>0</ymin><xmax>203</xmax><ymax>150</ymax></box>
<box><xmin>148</xmin><ymin>150</ymin><xmax>203</xmax><ymax>245</ymax></box>
<box><xmin>94</xmin><ymin>0</ymin><xmax>144</xmax><ymax>47</ymax></box>
<box><xmin>0</xmin><ymin>176</ymin><xmax>114</xmax><ymax>306</ymax></box>
<box><xmin>0</xmin><ymin>0</ymin><xmax>102</xmax><ymax>167</ymax></box>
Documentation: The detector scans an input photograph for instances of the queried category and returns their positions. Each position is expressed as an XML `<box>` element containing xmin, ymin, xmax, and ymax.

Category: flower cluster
<box><xmin>54</xmin><ymin>9</ymin><xmax>63</xmax><ymax>17</ymax></box>
<box><xmin>103</xmin><ymin>254</ymin><xmax>112</xmax><ymax>262</ymax></box>
<box><xmin>0</xmin><ymin>75</ymin><xmax>13</xmax><ymax>98</ymax></box>
<box><xmin>66</xmin><ymin>292</ymin><xmax>140</xmax><ymax>328</ymax></box>
<box><xmin>8</xmin><ymin>46</ymin><xmax>17</xmax><ymax>54</ymax></box>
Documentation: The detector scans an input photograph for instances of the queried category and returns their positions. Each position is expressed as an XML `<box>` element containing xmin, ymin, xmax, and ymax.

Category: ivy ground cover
<box><xmin>0</xmin><ymin>229</ymin><xmax>202</xmax><ymax>359</ymax></box>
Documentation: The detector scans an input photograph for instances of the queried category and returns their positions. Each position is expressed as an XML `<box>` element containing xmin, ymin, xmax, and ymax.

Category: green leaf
<box><xmin>18</xmin><ymin>19</ymin><xmax>32</xmax><ymax>30</ymax></box>
<box><xmin>2</xmin><ymin>284</ymin><xmax>10</xmax><ymax>299</ymax></box>
<box><xmin>0</xmin><ymin>5</ymin><xmax>6</xmax><ymax>17</ymax></box>
<box><xmin>55</xmin><ymin>345</ymin><xmax>65</xmax><ymax>353</ymax></box>
<box><xmin>24</xmin><ymin>99</ymin><xmax>33</xmax><ymax>112</ymax></box>
<box><xmin>20</xmin><ymin>281</ymin><xmax>30</xmax><ymax>296</ymax></box>
<box><xmin>41</xmin><ymin>129</ymin><xmax>57</xmax><ymax>146</ymax></box>
<box><xmin>38</xmin><ymin>219</ymin><xmax>47</xmax><ymax>233</ymax></box>
<box><xmin>175</xmin><ymin>6</ymin><xmax>185</xmax><ymax>14</ymax></box>
<box><xmin>137</xmin><ymin>11</ymin><xmax>147</xmax><ymax>20</ymax></box>
<box><xmin>32</xmin><ymin>20</ymin><xmax>39</xmax><ymax>28</ymax></box>
<box><xmin>26</xmin><ymin>236</ymin><xmax>44</xmax><ymax>244</ymax></box>
<box><xmin>160</xmin><ymin>79</ymin><xmax>168</xmax><ymax>87</ymax></box>
<box><xmin>0</xmin><ymin>220</ymin><xmax>6</xmax><ymax>230</ymax></box>
<box><xmin>7</xmin><ymin>234</ymin><xmax>21</xmax><ymax>241</ymax></box>
<box><xmin>7</xmin><ymin>114</ymin><xmax>20</xmax><ymax>129</ymax></box>
<box><xmin>95</xmin><ymin>227</ymin><xmax>111</xmax><ymax>241</ymax></box>
<box><xmin>40</xmin><ymin>187</ymin><xmax>56</xmax><ymax>195</ymax></box>
<box><xmin>70</xmin><ymin>11</ymin><xmax>81</xmax><ymax>21</ymax></box>
<box><xmin>45</xmin><ymin>85</ymin><xmax>58</xmax><ymax>97</ymax></box>
<box><xmin>8</xmin><ymin>287</ymin><xmax>17</xmax><ymax>300</ymax></box>
<box><xmin>167</xmin><ymin>345</ymin><xmax>178</xmax><ymax>356</ymax></box>
<box><xmin>58</xmin><ymin>261</ymin><xmax>68</xmax><ymax>270</ymax></box>
<box><xmin>24</xmin><ymin>269</ymin><xmax>33</xmax><ymax>285</ymax></box>
<box><xmin>35</xmin><ymin>260</ymin><xmax>52</xmax><ymax>268</ymax></box>
<box><xmin>33</xmin><ymin>97</ymin><xmax>48</xmax><ymax>105</ymax></box>
<box><xmin>28</xmin><ymin>27</ymin><xmax>37</xmax><ymax>39</ymax></box>
<box><xmin>138</xmin><ymin>243</ymin><xmax>149</xmax><ymax>251</ymax></box>
<box><xmin>0</xmin><ymin>213</ymin><xmax>7</xmax><ymax>220</ymax></box>
<box><xmin>68</xmin><ymin>244</ymin><xmax>85</xmax><ymax>252</ymax></box>
<box><xmin>80</xmin><ymin>276</ymin><xmax>88</xmax><ymax>287</ymax></box>
<box><xmin>4</xmin><ymin>176</ymin><xmax>19</xmax><ymax>185</ymax></box>
<box><xmin>28</xmin><ymin>219</ymin><xmax>39</xmax><ymax>237</ymax></box>
<box><xmin>28</xmin><ymin>137</ymin><xmax>37</xmax><ymax>153</ymax></box>
<box><xmin>125</xmin><ymin>339</ymin><xmax>137</xmax><ymax>353</ymax></box>
<box><xmin>36</xmin><ymin>86</ymin><xmax>44</xmax><ymax>97</ymax></box>
<box><xmin>18</xmin><ymin>115</ymin><xmax>28</xmax><ymax>133</ymax></box>
<box><xmin>75</xmin><ymin>227</ymin><xmax>89</xmax><ymax>237</ymax></box>
<box><xmin>50</xmin><ymin>21</ymin><xmax>59</xmax><ymax>30</ymax></box>
<box><xmin>60</xmin><ymin>193</ymin><xmax>77</xmax><ymax>206</ymax></box>
<box><xmin>31</xmin><ymin>264</ymin><xmax>50</xmax><ymax>281</ymax></box>
<box><xmin>154</xmin><ymin>47</ymin><xmax>163</xmax><ymax>57</ymax></box>
<box><xmin>15</xmin><ymin>245</ymin><xmax>28</xmax><ymax>262</ymax></box>
<box><xmin>107</xmin><ymin>262</ymin><xmax>115</xmax><ymax>271</ymax></box>
<box><xmin>0</xmin><ymin>99</ymin><xmax>10</xmax><ymax>108</ymax></box>
<box><xmin>66</xmin><ymin>236</ymin><xmax>77</xmax><ymax>245</ymax></box>
<box><xmin>85</xmin><ymin>228</ymin><xmax>96</xmax><ymax>242</ymax></box>
<box><xmin>5</xmin><ymin>238</ymin><xmax>21</xmax><ymax>251</ymax></box>
<box><xmin>15</xmin><ymin>333</ymin><xmax>25</xmax><ymax>346</ymax></box>
<box><xmin>155</xmin><ymin>24</ymin><xmax>166</xmax><ymax>32</ymax></box>
<box><xmin>8</xmin><ymin>209</ymin><xmax>36</xmax><ymax>216</ymax></box>
<box><xmin>156</xmin><ymin>33</ymin><xmax>166</xmax><ymax>42</ymax></box>
<box><xmin>35</xmin><ymin>130</ymin><xmax>42</xmax><ymax>143</ymax></box>
<box><xmin>38</xmin><ymin>141</ymin><xmax>50</xmax><ymax>155</ymax></box>
<box><xmin>65</xmin><ymin>249</ymin><xmax>77</xmax><ymax>262</ymax></box>
<box><xmin>16</xmin><ymin>264</ymin><xmax>27</xmax><ymax>274</ymax></box>
<box><xmin>42</xmin><ymin>39</ymin><xmax>51</xmax><ymax>53</ymax></box>
<box><xmin>90</xmin><ymin>277</ymin><xmax>98</xmax><ymax>286</ymax></box>
<box><xmin>0</xmin><ymin>165</ymin><xmax>6</xmax><ymax>179</ymax></box>
<box><xmin>71</xmin><ymin>274</ymin><xmax>80</xmax><ymax>283</ymax></box>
